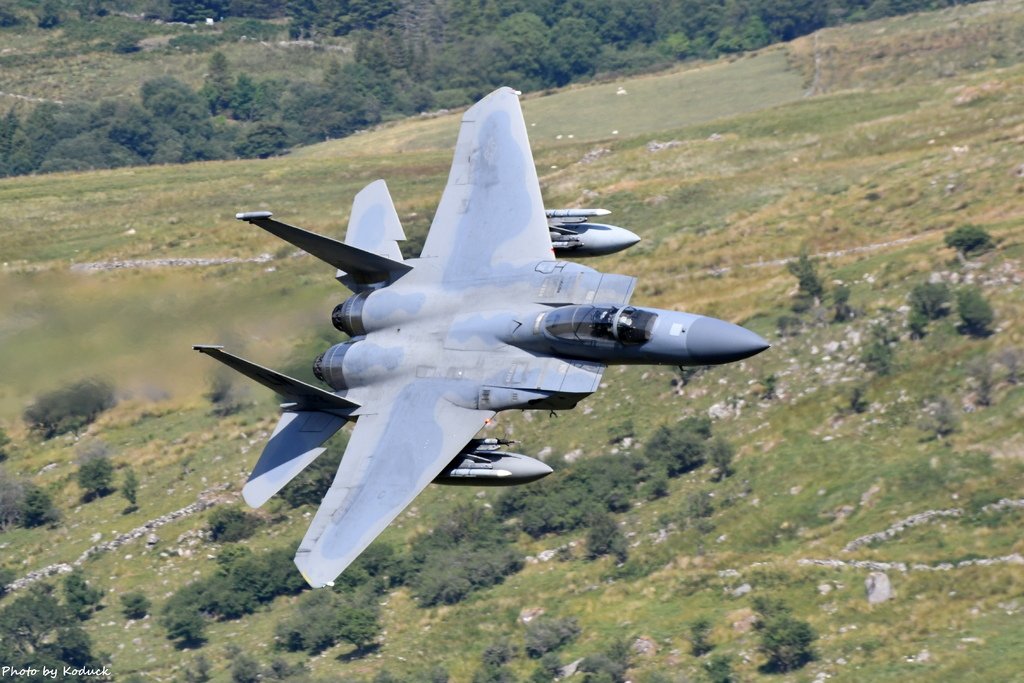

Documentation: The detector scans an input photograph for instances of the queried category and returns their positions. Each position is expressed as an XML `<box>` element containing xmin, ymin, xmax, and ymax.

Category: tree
<box><xmin>0</xmin><ymin>566</ymin><xmax>14</xmax><ymax>597</ymax></box>
<box><xmin>120</xmin><ymin>592</ymin><xmax>150</xmax><ymax>620</ymax></box>
<box><xmin>63</xmin><ymin>569</ymin><xmax>103</xmax><ymax>620</ymax></box>
<box><xmin>0</xmin><ymin>469</ymin><xmax>24</xmax><ymax>531</ymax></box>
<box><xmin>23</xmin><ymin>378</ymin><xmax>115</xmax><ymax>439</ymax></box>
<box><xmin>705</xmin><ymin>653</ymin><xmax>735</xmax><ymax>683</ymax></box>
<box><xmin>78</xmin><ymin>454</ymin><xmax>115</xmax><ymax>501</ymax></box>
<box><xmin>524</xmin><ymin>617</ymin><xmax>581</xmax><ymax>658</ymax></box>
<box><xmin>956</xmin><ymin>287</ymin><xmax>995</xmax><ymax>337</ymax></box>
<box><xmin>0</xmin><ymin>427</ymin><xmax>11</xmax><ymax>462</ymax></box>
<box><xmin>20</xmin><ymin>483</ymin><xmax>59</xmax><ymax>528</ymax></box>
<box><xmin>753</xmin><ymin>597</ymin><xmax>816</xmax><ymax>673</ymax></box>
<box><xmin>708</xmin><ymin>436</ymin><xmax>735</xmax><ymax>481</ymax></box>
<box><xmin>786</xmin><ymin>250</ymin><xmax>824</xmax><ymax>308</ymax></box>
<box><xmin>201</xmin><ymin>51</ymin><xmax>233</xmax><ymax>114</ymax></box>
<box><xmin>207</xmin><ymin>506</ymin><xmax>260</xmax><ymax>542</ymax></box>
<box><xmin>967</xmin><ymin>357</ymin><xmax>994</xmax><ymax>407</ymax></box>
<box><xmin>122</xmin><ymin>466</ymin><xmax>138</xmax><ymax>512</ymax></box>
<box><xmin>945</xmin><ymin>224</ymin><xmax>994</xmax><ymax>258</ymax></box>
<box><xmin>908</xmin><ymin>281</ymin><xmax>950</xmax><ymax>337</ymax></box>
<box><xmin>861</xmin><ymin>324</ymin><xmax>897</xmax><ymax>375</ymax></box>
<box><xmin>690</xmin><ymin>615</ymin><xmax>714</xmax><ymax>656</ymax></box>
<box><xmin>161</xmin><ymin>597</ymin><xmax>207</xmax><ymax>647</ymax></box>
<box><xmin>585</xmin><ymin>511</ymin><xmax>628</xmax><ymax>562</ymax></box>
<box><xmin>0</xmin><ymin>584</ymin><xmax>99</xmax><ymax>671</ymax></box>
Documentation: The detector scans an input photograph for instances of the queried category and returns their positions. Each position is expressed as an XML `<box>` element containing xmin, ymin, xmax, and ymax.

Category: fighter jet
<box><xmin>194</xmin><ymin>87</ymin><xmax>768</xmax><ymax>588</ymax></box>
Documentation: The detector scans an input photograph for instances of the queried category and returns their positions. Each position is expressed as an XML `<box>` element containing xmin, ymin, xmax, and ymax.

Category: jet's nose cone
<box><xmin>621</xmin><ymin>227</ymin><xmax>641</xmax><ymax>248</ymax></box>
<box><xmin>686</xmin><ymin>317</ymin><xmax>770</xmax><ymax>364</ymax></box>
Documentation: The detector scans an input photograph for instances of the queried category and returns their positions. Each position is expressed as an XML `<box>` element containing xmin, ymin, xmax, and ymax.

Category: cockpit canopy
<box><xmin>543</xmin><ymin>305</ymin><xmax>658</xmax><ymax>345</ymax></box>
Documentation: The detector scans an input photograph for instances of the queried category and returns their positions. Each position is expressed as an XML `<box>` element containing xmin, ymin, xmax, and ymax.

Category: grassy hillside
<box><xmin>2</xmin><ymin>2</ymin><xmax>1024</xmax><ymax>682</ymax></box>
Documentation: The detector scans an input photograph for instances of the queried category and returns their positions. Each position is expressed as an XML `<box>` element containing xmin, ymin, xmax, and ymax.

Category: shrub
<box><xmin>525</xmin><ymin>616</ymin><xmax>581</xmax><ymax>658</ymax></box>
<box><xmin>23</xmin><ymin>378</ymin><xmax>116</xmax><ymax>438</ymax></box>
<box><xmin>690</xmin><ymin>616</ymin><xmax>714</xmax><ymax>656</ymax></box>
<box><xmin>831</xmin><ymin>284</ymin><xmax>852</xmax><ymax>323</ymax></box>
<box><xmin>274</xmin><ymin>590</ymin><xmax>380</xmax><ymax>654</ymax></box>
<box><xmin>121</xmin><ymin>466</ymin><xmax>138</xmax><ymax>511</ymax></box>
<box><xmin>705</xmin><ymin>653</ymin><xmax>735</xmax><ymax>683</ymax></box>
<box><xmin>63</xmin><ymin>569</ymin><xmax>103</xmax><ymax>620</ymax></box>
<box><xmin>585</xmin><ymin>511</ymin><xmax>628</xmax><ymax>562</ymax></box>
<box><xmin>861</xmin><ymin>324</ymin><xmax>897</xmax><ymax>375</ymax></box>
<box><xmin>20</xmin><ymin>483</ymin><xmax>59</xmax><ymax>528</ymax></box>
<box><xmin>207</xmin><ymin>506</ymin><xmax>261</xmax><ymax>542</ymax></box>
<box><xmin>77</xmin><ymin>455</ymin><xmax>115</xmax><ymax>501</ymax></box>
<box><xmin>786</xmin><ymin>250</ymin><xmax>824</xmax><ymax>306</ymax></box>
<box><xmin>945</xmin><ymin>224</ymin><xmax>993</xmax><ymax>258</ymax></box>
<box><xmin>120</xmin><ymin>592</ymin><xmax>150</xmax><ymax>619</ymax></box>
<box><xmin>956</xmin><ymin>287</ymin><xmax>995</xmax><ymax>337</ymax></box>
<box><xmin>708</xmin><ymin>437</ymin><xmax>735</xmax><ymax>481</ymax></box>
<box><xmin>753</xmin><ymin>597</ymin><xmax>816</xmax><ymax>673</ymax></box>
<box><xmin>0</xmin><ymin>470</ymin><xmax>25</xmax><ymax>531</ymax></box>
<box><xmin>0</xmin><ymin>584</ymin><xmax>100</xmax><ymax>669</ymax></box>
<box><xmin>0</xmin><ymin>566</ymin><xmax>15</xmax><ymax>596</ymax></box>
<box><xmin>0</xmin><ymin>427</ymin><xmax>11</xmax><ymax>462</ymax></box>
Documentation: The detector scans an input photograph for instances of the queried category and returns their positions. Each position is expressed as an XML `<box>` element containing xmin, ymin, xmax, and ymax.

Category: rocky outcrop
<box><xmin>865</xmin><ymin>572</ymin><xmax>893</xmax><ymax>604</ymax></box>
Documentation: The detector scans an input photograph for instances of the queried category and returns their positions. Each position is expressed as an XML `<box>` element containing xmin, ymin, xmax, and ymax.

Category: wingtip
<box><xmin>192</xmin><ymin>344</ymin><xmax>225</xmax><ymax>352</ymax></box>
<box><xmin>236</xmin><ymin>211</ymin><xmax>273</xmax><ymax>221</ymax></box>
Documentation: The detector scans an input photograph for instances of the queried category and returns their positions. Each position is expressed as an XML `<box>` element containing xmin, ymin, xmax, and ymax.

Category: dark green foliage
<box><xmin>161</xmin><ymin>544</ymin><xmax>306</xmax><ymax>645</ymax></box>
<box><xmin>405</xmin><ymin>504</ymin><xmax>523</xmax><ymax>607</ymax></box>
<box><xmin>274</xmin><ymin>589</ymin><xmax>380</xmax><ymax>653</ymax></box>
<box><xmin>848</xmin><ymin>385</ymin><xmax>869</xmax><ymax>414</ymax></box>
<box><xmin>579</xmin><ymin>639</ymin><xmax>631</xmax><ymax>683</ymax></box>
<box><xmin>642</xmin><ymin>468</ymin><xmax>669</xmax><ymax>500</ymax></box>
<box><xmin>644</xmin><ymin>417</ymin><xmax>712</xmax><ymax>477</ymax></box>
<box><xmin>956</xmin><ymin>287</ymin><xmax>995</xmax><ymax>338</ymax></box>
<box><xmin>20</xmin><ymin>482</ymin><xmax>60</xmax><ymax>528</ymax></box>
<box><xmin>908</xmin><ymin>281</ymin><xmax>950</xmax><ymax>337</ymax></box>
<box><xmin>530</xmin><ymin>652</ymin><xmax>562</xmax><ymax>683</ymax></box>
<box><xmin>786</xmin><ymin>250</ymin><xmax>824</xmax><ymax>306</ymax></box>
<box><xmin>831</xmin><ymin>285</ymin><xmax>852</xmax><ymax>322</ymax></box>
<box><xmin>332</xmin><ymin>541</ymin><xmax>398</xmax><ymax>596</ymax></box>
<box><xmin>760</xmin><ymin>374</ymin><xmax>777</xmax><ymax>400</ymax></box>
<box><xmin>63</xmin><ymin>569</ymin><xmax>103</xmax><ymax>620</ymax></box>
<box><xmin>690</xmin><ymin>615</ymin><xmax>714</xmax><ymax>656</ymax></box>
<box><xmin>861</xmin><ymin>324</ymin><xmax>897</xmax><ymax>375</ymax></box>
<box><xmin>708</xmin><ymin>436</ymin><xmax>735</xmax><ymax>481</ymax></box>
<box><xmin>23</xmin><ymin>378</ymin><xmax>115</xmax><ymax>439</ymax></box>
<box><xmin>204</xmin><ymin>371</ymin><xmax>245</xmax><ymax>417</ymax></box>
<box><xmin>685</xmin><ymin>490</ymin><xmax>715</xmax><ymax>519</ymax></box>
<box><xmin>120</xmin><ymin>592</ymin><xmax>150</xmax><ymax>620</ymax></box>
<box><xmin>183</xmin><ymin>654</ymin><xmax>213</xmax><ymax>683</ymax></box>
<box><xmin>525</xmin><ymin>616</ymin><xmax>581</xmax><ymax>658</ymax></box>
<box><xmin>207</xmin><ymin>505</ymin><xmax>261</xmax><ymax>542</ymax></box>
<box><xmin>753</xmin><ymin>597</ymin><xmax>816</xmax><ymax>673</ymax></box>
<box><xmin>0</xmin><ymin>427</ymin><xmax>10</xmax><ymax>462</ymax></box>
<box><xmin>121</xmin><ymin>466</ymin><xmax>138</xmax><ymax>511</ymax></box>
<box><xmin>705</xmin><ymin>653</ymin><xmax>735</xmax><ymax>683</ymax></box>
<box><xmin>0</xmin><ymin>584</ymin><xmax>100</xmax><ymax>675</ymax></box>
<box><xmin>945</xmin><ymin>224</ymin><xmax>994</xmax><ymax>258</ymax></box>
<box><xmin>235</xmin><ymin>122</ymin><xmax>288</xmax><ymax>158</ymax></box>
<box><xmin>77</xmin><ymin>455</ymin><xmax>115</xmax><ymax>500</ymax></box>
<box><xmin>0</xmin><ymin>566</ymin><xmax>14</xmax><ymax>597</ymax></box>
<box><xmin>473</xmin><ymin>639</ymin><xmax>517</xmax><ymax>683</ymax></box>
<box><xmin>585</xmin><ymin>511</ymin><xmax>628</xmax><ymax>562</ymax></box>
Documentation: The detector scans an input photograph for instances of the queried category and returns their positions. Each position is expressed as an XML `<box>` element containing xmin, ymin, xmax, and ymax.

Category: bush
<box><xmin>120</xmin><ymin>592</ymin><xmax>150</xmax><ymax>620</ymax></box>
<box><xmin>525</xmin><ymin>616</ymin><xmax>581</xmax><ymax>658</ymax></box>
<box><xmin>705</xmin><ymin>654</ymin><xmax>735</xmax><ymax>683</ymax></box>
<box><xmin>753</xmin><ymin>598</ymin><xmax>816</xmax><ymax>673</ymax></box>
<box><xmin>0</xmin><ymin>427</ymin><xmax>11</xmax><ymax>462</ymax></box>
<box><xmin>690</xmin><ymin>616</ymin><xmax>713</xmax><ymax>656</ymax></box>
<box><xmin>207</xmin><ymin>506</ymin><xmax>261</xmax><ymax>542</ymax></box>
<box><xmin>63</xmin><ymin>569</ymin><xmax>103</xmax><ymax>620</ymax></box>
<box><xmin>77</xmin><ymin>455</ymin><xmax>115</xmax><ymax>501</ymax></box>
<box><xmin>0</xmin><ymin>470</ymin><xmax>25</xmax><ymax>531</ymax></box>
<box><xmin>786</xmin><ymin>250</ymin><xmax>824</xmax><ymax>306</ymax></box>
<box><xmin>0</xmin><ymin>584</ymin><xmax>100</xmax><ymax>670</ymax></box>
<box><xmin>23</xmin><ymin>378</ymin><xmax>116</xmax><ymax>439</ymax></box>
<box><xmin>956</xmin><ymin>287</ymin><xmax>995</xmax><ymax>337</ymax></box>
<box><xmin>861</xmin><ymin>324</ymin><xmax>897</xmax><ymax>375</ymax></box>
<box><xmin>0</xmin><ymin>566</ymin><xmax>15</xmax><ymax>596</ymax></box>
<box><xmin>20</xmin><ymin>483</ymin><xmax>59</xmax><ymax>528</ymax></box>
<box><xmin>274</xmin><ymin>590</ymin><xmax>380</xmax><ymax>654</ymax></box>
<box><xmin>945</xmin><ymin>224</ymin><xmax>994</xmax><ymax>258</ymax></box>
<box><xmin>585</xmin><ymin>511</ymin><xmax>628</xmax><ymax>562</ymax></box>
<box><xmin>405</xmin><ymin>504</ymin><xmax>523</xmax><ymax>607</ymax></box>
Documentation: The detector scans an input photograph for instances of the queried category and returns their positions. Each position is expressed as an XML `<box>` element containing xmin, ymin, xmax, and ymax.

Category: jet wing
<box><xmin>294</xmin><ymin>383</ymin><xmax>493</xmax><ymax>587</ymax></box>
<box><xmin>420</xmin><ymin>87</ymin><xmax>553</xmax><ymax>281</ymax></box>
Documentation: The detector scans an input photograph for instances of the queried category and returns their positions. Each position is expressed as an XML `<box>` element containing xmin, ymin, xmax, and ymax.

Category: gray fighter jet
<box><xmin>195</xmin><ymin>87</ymin><xmax>768</xmax><ymax>588</ymax></box>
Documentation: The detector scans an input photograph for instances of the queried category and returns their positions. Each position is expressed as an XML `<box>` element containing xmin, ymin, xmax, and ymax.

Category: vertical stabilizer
<box><xmin>345</xmin><ymin>179</ymin><xmax>406</xmax><ymax>261</ymax></box>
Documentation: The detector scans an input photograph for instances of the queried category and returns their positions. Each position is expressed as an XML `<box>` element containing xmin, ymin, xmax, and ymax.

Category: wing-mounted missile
<box><xmin>235</xmin><ymin>211</ymin><xmax>412</xmax><ymax>289</ymax></box>
<box><xmin>546</xmin><ymin>208</ymin><xmax>641</xmax><ymax>257</ymax></box>
<box><xmin>434</xmin><ymin>438</ymin><xmax>553</xmax><ymax>486</ymax></box>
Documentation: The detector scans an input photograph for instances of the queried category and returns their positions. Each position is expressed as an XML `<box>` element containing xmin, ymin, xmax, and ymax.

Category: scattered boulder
<box><xmin>519</xmin><ymin>607</ymin><xmax>545</xmax><ymax>624</ymax></box>
<box><xmin>865</xmin><ymin>572</ymin><xmax>893</xmax><ymax>604</ymax></box>
<box><xmin>632</xmin><ymin>636</ymin><xmax>657</xmax><ymax>657</ymax></box>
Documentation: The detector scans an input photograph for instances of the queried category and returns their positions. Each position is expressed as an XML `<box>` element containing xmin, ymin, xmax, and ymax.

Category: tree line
<box><xmin>1</xmin><ymin>0</ymin><xmax>986</xmax><ymax>178</ymax></box>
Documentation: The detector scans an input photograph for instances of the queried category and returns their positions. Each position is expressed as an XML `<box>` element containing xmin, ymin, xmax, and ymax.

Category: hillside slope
<box><xmin>1</xmin><ymin>3</ymin><xmax>1023</xmax><ymax>682</ymax></box>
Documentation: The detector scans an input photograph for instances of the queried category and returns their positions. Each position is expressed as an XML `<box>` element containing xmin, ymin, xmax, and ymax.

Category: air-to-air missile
<box><xmin>546</xmin><ymin>208</ymin><xmax>641</xmax><ymax>257</ymax></box>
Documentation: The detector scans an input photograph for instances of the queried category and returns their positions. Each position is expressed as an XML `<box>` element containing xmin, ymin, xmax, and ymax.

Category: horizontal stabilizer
<box><xmin>243</xmin><ymin>411</ymin><xmax>346</xmax><ymax>508</ymax></box>
<box><xmin>193</xmin><ymin>345</ymin><xmax>359</xmax><ymax>414</ymax></box>
<box><xmin>235</xmin><ymin>212</ymin><xmax>411</xmax><ymax>285</ymax></box>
